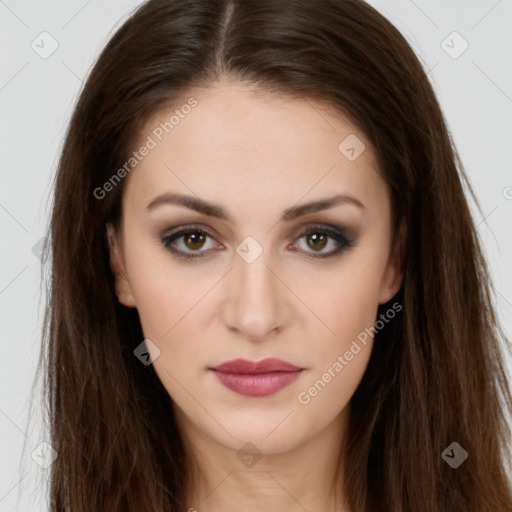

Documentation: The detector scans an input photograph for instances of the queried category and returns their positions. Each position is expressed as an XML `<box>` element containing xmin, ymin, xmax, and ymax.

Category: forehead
<box><xmin>122</xmin><ymin>78</ymin><xmax>386</xmax><ymax>220</ymax></box>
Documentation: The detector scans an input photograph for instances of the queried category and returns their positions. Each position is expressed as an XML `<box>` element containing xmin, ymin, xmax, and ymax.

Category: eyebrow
<box><xmin>146</xmin><ymin>192</ymin><xmax>365</xmax><ymax>221</ymax></box>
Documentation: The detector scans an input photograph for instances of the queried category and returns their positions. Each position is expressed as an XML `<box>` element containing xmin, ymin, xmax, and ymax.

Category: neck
<box><xmin>176</xmin><ymin>406</ymin><xmax>352</xmax><ymax>512</ymax></box>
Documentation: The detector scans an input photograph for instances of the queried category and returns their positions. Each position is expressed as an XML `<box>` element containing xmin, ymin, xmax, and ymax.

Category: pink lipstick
<box><xmin>209</xmin><ymin>358</ymin><xmax>304</xmax><ymax>397</ymax></box>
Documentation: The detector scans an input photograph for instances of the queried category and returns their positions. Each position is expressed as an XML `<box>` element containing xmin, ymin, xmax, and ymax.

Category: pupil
<box><xmin>307</xmin><ymin>232</ymin><xmax>327</xmax><ymax>251</ymax></box>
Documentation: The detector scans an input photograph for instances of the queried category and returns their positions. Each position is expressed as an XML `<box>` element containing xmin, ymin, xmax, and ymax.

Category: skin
<box><xmin>107</xmin><ymin>76</ymin><xmax>404</xmax><ymax>511</ymax></box>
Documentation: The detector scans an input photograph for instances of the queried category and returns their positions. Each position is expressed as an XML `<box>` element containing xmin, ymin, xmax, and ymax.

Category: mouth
<box><xmin>208</xmin><ymin>358</ymin><xmax>304</xmax><ymax>397</ymax></box>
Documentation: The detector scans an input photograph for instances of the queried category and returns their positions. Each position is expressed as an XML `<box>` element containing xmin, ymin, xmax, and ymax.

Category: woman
<box><xmin>38</xmin><ymin>0</ymin><xmax>512</xmax><ymax>510</ymax></box>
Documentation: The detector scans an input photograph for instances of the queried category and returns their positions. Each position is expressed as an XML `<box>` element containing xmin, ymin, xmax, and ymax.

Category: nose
<box><xmin>219</xmin><ymin>244</ymin><xmax>289</xmax><ymax>341</ymax></box>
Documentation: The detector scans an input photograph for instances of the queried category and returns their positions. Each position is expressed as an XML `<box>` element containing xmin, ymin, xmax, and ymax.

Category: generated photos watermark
<box><xmin>93</xmin><ymin>96</ymin><xmax>198</xmax><ymax>200</ymax></box>
<box><xmin>297</xmin><ymin>301</ymin><xmax>402</xmax><ymax>405</ymax></box>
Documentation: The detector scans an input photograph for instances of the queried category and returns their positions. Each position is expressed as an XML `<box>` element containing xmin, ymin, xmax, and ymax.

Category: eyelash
<box><xmin>160</xmin><ymin>223</ymin><xmax>355</xmax><ymax>261</ymax></box>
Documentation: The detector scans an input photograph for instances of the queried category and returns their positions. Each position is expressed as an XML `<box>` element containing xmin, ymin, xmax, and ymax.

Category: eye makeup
<box><xmin>160</xmin><ymin>222</ymin><xmax>357</xmax><ymax>261</ymax></box>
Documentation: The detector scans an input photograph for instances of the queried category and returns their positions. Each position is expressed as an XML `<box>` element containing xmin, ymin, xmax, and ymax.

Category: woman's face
<box><xmin>108</xmin><ymin>77</ymin><xmax>403</xmax><ymax>455</ymax></box>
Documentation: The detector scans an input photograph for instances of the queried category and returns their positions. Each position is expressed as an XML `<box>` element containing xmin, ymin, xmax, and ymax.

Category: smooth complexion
<box><xmin>107</xmin><ymin>77</ymin><xmax>404</xmax><ymax>511</ymax></box>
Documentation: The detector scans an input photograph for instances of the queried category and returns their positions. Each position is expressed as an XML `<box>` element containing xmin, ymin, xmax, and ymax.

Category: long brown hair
<box><xmin>34</xmin><ymin>0</ymin><xmax>512</xmax><ymax>510</ymax></box>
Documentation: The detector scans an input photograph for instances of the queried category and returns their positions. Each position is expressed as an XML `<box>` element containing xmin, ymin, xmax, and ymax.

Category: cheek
<box><xmin>130</xmin><ymin>267</ymin><xmax>212</xmax><ymax>403</ymax></box>
<box><xmin>123</xmin><ymin>236</ymin><xmax>211</xmax><ymax>340</ymax></box>
<box><xmin>123</xmin><ymin>243</ymin><xmax>224</xmax><ymax>394</ymax></box>
<box><xmin>292</xmin><ymin>257</ymin><xmax>385</xmax><ymax>406</ymax></box>
<box><xmin>294</xmin><ymin>274</ymin><xmax>380</xmax><ymax>418</ymax></box>
<box><xmin>294</xmin><ymin>257</ymin><xmax>384</xmax><ymax>344</ymax></box>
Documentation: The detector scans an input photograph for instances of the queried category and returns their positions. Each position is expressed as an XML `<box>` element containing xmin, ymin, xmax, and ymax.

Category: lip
<box><xmin>211</xmin><ymin>358</ymin><xmax>303</xmax><ymax>374</ymax></box>
<box><xmin>209</xmin><ymin>358</ymin><xmax>304</xmax><ymax>397</ymax></box>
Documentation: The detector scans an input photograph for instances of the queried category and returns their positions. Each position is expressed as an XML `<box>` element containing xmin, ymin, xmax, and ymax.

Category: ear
<box><xmin>378</xmin><ymin>219</ymin><xmax>406</xmax><ymax>305</ymax></box>
<box><xmin>105</xmin><ymin>222</ymin><xmax>136</xmax><ymax>308</ymax></box>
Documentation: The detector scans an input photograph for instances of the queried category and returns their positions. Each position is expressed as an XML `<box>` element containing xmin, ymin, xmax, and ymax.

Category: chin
<box><xmin>203</xmin><ymin>410</ymin><xmax>320</xmax><ymax>457</ymax></box>
<box><xmin>221</xmin><ymin>429</ymin><xmax>305</xmax><ymax>457</ymax></box>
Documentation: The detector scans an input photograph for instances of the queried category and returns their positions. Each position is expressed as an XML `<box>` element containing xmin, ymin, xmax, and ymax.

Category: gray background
<box><xmin>1</xmin><ymin>0</ymin><xmax>511</xmax><ymax>509</ymax></box>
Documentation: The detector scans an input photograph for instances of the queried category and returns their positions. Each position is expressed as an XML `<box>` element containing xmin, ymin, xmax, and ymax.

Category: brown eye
<box><xmin>162</xmin><ymin>223</ymin><xmax>355</xmax><ymax>261</ymax></box>
<box><xmin>305</xmin><ymin>232</ymin><xmax>328</xmax><ymax>251</ymax></box>
<box><xmin>293</xmin><ymin>225</ymin><xmax>355</xmax><ymax>259</ymax></box>
<box><xmin>161</xmin><ymin>226</ymin><xmax>220</xmax><ymax>260</ymax></box>
<box><xmin>183</xmin><ymin>231</ymin><xmax>207</xmax><ymax>251</ymax></box>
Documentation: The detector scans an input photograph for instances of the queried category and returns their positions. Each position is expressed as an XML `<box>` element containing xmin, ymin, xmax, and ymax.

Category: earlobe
<box><xmin>378</xmin><ymin>220</ymin><xmax>406</xmax><ymax>305</ymax></box>
<box><xmin>105</xmin><ymin>222</ymin><xmax>137</xmax><ymax>308</ymax></box>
